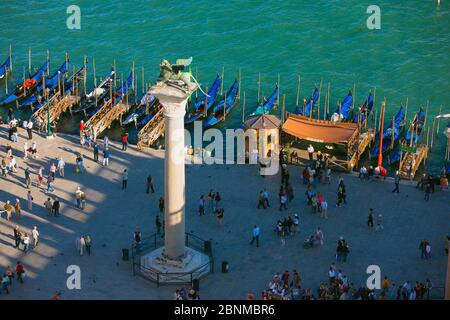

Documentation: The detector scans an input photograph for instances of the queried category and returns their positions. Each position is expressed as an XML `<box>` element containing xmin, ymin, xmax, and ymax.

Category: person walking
<box><xmin>22</xmin><ymin>233</ymin><xmax>30</xmax><ymax>252</ymax></box>
<box><xmin>392</xmin><ymin>171</ymin><xmax>400</xmax><ymax>193</ymax></box>
<box><xmin>257</xmin><ymin>191</ymin><xmax>266</xmax><ymax>209</ymax></box>
<box><xmin>121</xmin><ymin>133</ymin><xmax>129</xmax><ymax>151</ymax></box>
<box><xmin>24</xmin><ymin>167</ymin><xmax>32</xmax><ymax>189</ymax></box>
<box><xmin>84</xmin><ymin>236</ymin><xmax>92</xmax><ymax>256</ymax></box>
<box><xmin>293</xmin><ymin>214</ymin><xmax>300</xmax><ymax>234</ymax></box>
<box><xmin>425</xmin><ymin>242</ymin><xmax>432</xmax><ymax>260</ymax></box>
<box><xmin>93</xmin><ymin>142</ymin><xmax>100</xmax><ymax>163</ymax></box>
<box><xmin>13</xmin><ymin>226</ymin><xmax>21</xmax><ymax>248</ymax></box>
<box><xmin>15</xmin><ymin>262</ymin><xmax>24</xmax><ymax>284</ymax></box>
<box><xmin>419</xmin><ymin>240</ymin><xmax>427</xmax><ymax>259</ymax></box>
<box><xmin>368</xmin><ymin>209</ymin><xmax>375</xmax><ymax>228</ymax></box>
<box><xmin>49</xmin><ymin>163</ymin><xmax>57</xmax><ymax>180</ymax></box>
<box><xmin>76</xmin><ymin>236</ymin><xmax>86</xmax><ymax>255</ymax></box>
<box><xmin>155</xmin><ymin>215</ymin><xmax>162</xmax><ymax>235</ymax></box>
<box><xmin>32</xmin><ymin>226</ymin><xmax>39</xmax><ymax>247</ymax></box>
<box><xmin>57</xmin><ymin>157</ymin><xmax>65</xmax><ymax>177</ymax></box>
<box><xmin>26</xmin><ymin>120</ymin><xmax>33</xmax><ymax>140</ymax></box>
<box><xmin>27</xmin><ymin>191</ymin><xmax>33</xmax><ymax>211</ymax></box>
<box><xmin>103</xmin><ymin>147</ymin><xmax>110</xmax><ymax>166</ymax></box>
<box><xmin>23</xmin><ymin>142</ymin><xmax>28</xmax><ymax>159</ymax></box>
<box><xmin>376</xmin><ymin>213</ymin><xmax>384</xmax><ymax>231</ymax></box>
<box><xmin>146</xmin><ymin>175</ymin><xmax>155</xmax><ymax>194</ymax></box>
<box><xmin>46</xmin><ymin>174</ymin><xmax>55</xmax><ymax>193</ymax></box>
<box><xmin>52</xmin><ymin>198</ymin><xmax>60</xmax><ymax>217</ymax></box>
<box><xmin>198</xmin><ymin>195</ymin><xmax>206</xmax><ymax>216</ymax></box>
<box><xmin>262</xmin><ymin>189</ymin><xmax>270</xmax><ymax>207</ymax></box>
<box><xmin>122</xmin><ymin>169</ymin><xmax>128</xmax><ymax>190</ymax></box>
<box><xmin>44</xmin><ymin>198</ymin><xmax>53</xmax><ymax>216</ymax></box>
<box><xmin>75</xmin><ymin>187</ymin><xmax>83</xmax><ymax>209</ymax></box>
<box><xmin>307</xmin><ymin>144</ymin><xmax>314</xmax><ymax>161</ymax></box>
<box><xmin>250</xmin><ymin>225</ymin><xmax>260</xmax><ymax>248</ymax></box>
<box><xmin>216</xmin><ymin>207</ymin><xmax>224</xmax><ymax>226</ymax></box>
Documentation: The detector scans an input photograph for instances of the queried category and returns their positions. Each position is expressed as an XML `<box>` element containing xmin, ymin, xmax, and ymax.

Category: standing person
<box><xmin>368</xmin><ymin>209</ymin><xmax>375</xmax><ymax>228</ymax></box>
<box><xmin>307</xmin><ymin>144</ymin><xmax>315</xmax><ymax>161</ymax></box>
<box><xmin>315</xmin><ymin>227</ymin><xmax>324</xmax><ymax>246</ymax></box>
<box><xmin>121</xmin><ymin>133</ymin><xmax>129</xmax><ymax>151</ymax></box>
<box><xmin>376</xmin><ymin>213</ymin><xmax>384</xmax><ymax>231</ymax></box>
<box><xmin>49</xmin><ymin>163</ymin><xmax>57</xmax><ymax>180</ymax></box>
<box><xmin>214</xmin><ymin>192</ymin><xmax>221</xmax><ymax>211</ymax></box>
<box><xmin>79</xmin><ymin>120</ymin><xmax>85</xmax><ymax>138</ymax></box>
<box><xmin>52</xmin><ymin>198</ymin><xmax>60</xmax><ymax>217</ymax></box>
<box><xmin>279</xmin><ymin>192</ymin><xmax>288</xmax><ymax>211</ymax></box>
<box><xmin>57</xmin><ymin>157</ymin><xmax>65</xmax><ymax>177</ymax></box>
<box><xmin>15</xmin><ymin>262</ymin><xmax>24</xmax><ymax>284</ymax></box>
<box><xmin>250</xmin><ymin>225</ymin><xmax>260</xmax><ymax>248</ymax></box>
<box><xmin>122</xmin><ymin>169</ymin><xmax>128</xmax><ymax>190</ymax></box>
<box><xmin>13</xmin><ymin>226</ymin><xmax>21</xmax><ymax>248</ymax></box>
<box><xmin>320</xmin><ymin>200</ymin><xmax>328</xmax><ymax>219</ymax></box>
<box><xmin>26</xmin><ymin>120</ymin><xmax>33</xmax><ymax>140</ymax></box>
<box><xmin>146</xmin><ymin>175</ymin><xmax>155</xmax><ymax>194</ymax></box>
<box><xmin>155</xmin><ymin>215</ymin><xmax>162</xmax><ymax>235</ymax></box>
<box><xmin>23</xmin><ymin>142</ymin><xmax>28</xmax><ymax>159</ymax></box>
<box><xmin>425</xmin><ymin>279</ymin><xmax>433</xmax><ymax>300</ymax></box>
<box><xmin>103</xmin><ymin>147</ymin><xmax>110</xmax><ymax>166</ymax></box>
<box><xmin>22</xmin><ymin>233</ymin><xmax>30</xmax><ymax>252</ymax></box>
<box><xmin>257</xmin><ymin>191</ymin><xmax>266</xmax><ymax>209</ymax></box>
<box><xmin>75</xmin><ymin>187</ymin><xmax>83</xmax><ymax>209</ymax></box>
<box><xmin>419</xmin><ymin>240</ymin><xmax>427</xmax><ymax>259</ymax></box>
<box><xmin>207</xmin><ymin>190</ymin><xmax>215</xmax><ymax>212</ymax></box>
<box><xmin>76</xmin><ymin>236</ymin><xmax>85</xmax><ymax>255</ymax></box>
<box><xmin>93</xmin><ymin>142</ymin><xmax>100</xmax><ymax>163</ymax></box>
<box><xmin>425</xmin><ymin>242</ymin><xmax>432</xmax><ymax>260</ymax></box>
<box><xmin>44</xmin><ymin>198</ymin><xmax>53</xmax><ymax>215</ymax></box>
<box><xmin>80</xmin><ymin>190</ymin><xmax>86</xmax><ymax>210</ymax></box>
<box><xmin>392</xmin><ymin>171</ymin><xmax>400</xmax><ymax>193</ymax></box>
<box><xmin>84</xmin><ymin>236</ymin><xmax>92</xmax><ymax>256</ymax></box>
<box><xmin>3</xmin><ymin>201</ymin><xmax>13</xmax><ymax>221</ymax></box>
<box><xmin>198</xmin><ymin>195</ymin><xmax>206</xmax><ymax>216</ymax></box>
<box><xmin>159</xmin><ymin>197</ymin><xmax>164</xmax><ymax>214</ymax></box>
<box><xmin>37</xmin><ymin>166</ymin><xmax>44</xmax><ymax>187</ymax></box>
<box><xmin>27</xmin><ymin>191</ymin><xmax>33</xmax><ymax>211</ymax></box>
<box><xmin>424</xmin><ymin>183</ymin><xmax>431</xmax><ymax>201</ymax></box>
<box><xmin>293</xmin><ymin>214</ymin><xmax>300</xmax><ymax>234</ymax></box>
<box><xmin>103</xmin><ymin>135</ymin><xmax>109</xmax><ymax>150</ymax></box>
<box><xmin>31</xmin><ymin>226</ymin><xmax>39</xmax><ymax>247</ymax></box>
<box><xmin>24</xmin><ymin>167</ymin><xmax>32</xmax><ymax>189</ymax></box>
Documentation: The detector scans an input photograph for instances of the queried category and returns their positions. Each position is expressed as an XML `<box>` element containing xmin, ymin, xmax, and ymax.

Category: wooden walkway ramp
<box><xmin>85</xmin><ymin>100</ymin><xmax>130</xmax><ymax>139</ymax></box>
<box><xmin>136</xmin><ymin>103</ymin><xmax>164</xmax><ymax>149</ymax></box>
<box><xmin>33</xmin><ymin>93</ymin><xmax>79</xmax><ymax>128</ymax></box>
<box><xmin>399</xmin><ymin>144</ymin><xmax>428</xmax><ymax>179</ymax></box>
<box><xmin>348</xmin><ymin>128</ymin><xmax>375</xmax><ymax>169</ymax></box>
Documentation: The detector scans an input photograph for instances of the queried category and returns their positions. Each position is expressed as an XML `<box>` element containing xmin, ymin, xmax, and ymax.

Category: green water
<box><xmin>1</xmin><ymin>0</ymin><xmax>449</xmax><ymax>171</ymax></box>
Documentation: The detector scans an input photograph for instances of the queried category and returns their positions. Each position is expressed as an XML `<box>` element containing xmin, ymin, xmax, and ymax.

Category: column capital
<box><xmin>150</xmin><ymin>81</ymin><xmax>197</xmax><ymax>119</ymax></box>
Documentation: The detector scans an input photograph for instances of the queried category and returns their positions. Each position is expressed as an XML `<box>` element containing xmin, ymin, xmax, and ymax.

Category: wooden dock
<box><xmin>348</xmin><ymin>128</ymin><xmax>375</xmax><ymax>169</ymax></box>
<box><xmin>399</xmin><ymin>144</ymin><xmax>429</xmax><ymax>179</ymax></box>
<box><xmin>33</xmin><ymin>93</ymin><xmax>79</xmax><ymax>128</ymax></box>
<box><xmin>136</xmin><ymin>103</ymin><xmax>164</xmax><ymax>149</ymax></box>
<box><xmin>85</xmin><ymin>100</ymin><xmax>130</xmax><ymax>139</ymax></box>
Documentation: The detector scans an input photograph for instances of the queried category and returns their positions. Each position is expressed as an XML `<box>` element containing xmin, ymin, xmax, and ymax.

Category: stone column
<box><xmin>150</xmin><ymin>82</ymin><xmax>196</xmax><ymax>260</ymax></box>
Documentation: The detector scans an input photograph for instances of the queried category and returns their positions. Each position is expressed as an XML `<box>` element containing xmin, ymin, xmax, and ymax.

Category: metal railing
<box><xmin>131</xmin><ymin>232</ymin><xmax>214</xmax><ymax>287</ymax></box>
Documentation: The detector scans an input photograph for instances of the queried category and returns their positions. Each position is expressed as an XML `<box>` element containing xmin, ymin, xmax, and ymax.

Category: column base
<box><xmin>139</xmin><ymin>246</ymin><xmax>211</xmax><ymax>284</ymax></box>
<box><xmin>46</xmin><ymin>135</ymin><xmax>54</xmax><ymax>140</ymax></box>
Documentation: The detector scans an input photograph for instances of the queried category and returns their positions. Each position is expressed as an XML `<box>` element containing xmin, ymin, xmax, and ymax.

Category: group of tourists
<box><xmin>0</xmin><ymin>262</ymin><xmax>26</xmax><ymax>295</ymax></box>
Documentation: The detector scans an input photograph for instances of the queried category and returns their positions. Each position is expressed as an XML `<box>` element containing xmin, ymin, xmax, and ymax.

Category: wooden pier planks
<box><xmin>85</xmin><ymin>100</ymin><xmax>130</xmax><ymax>140</ymax></box>
<box><xmin>136</xmin><ymin>103</ymin><xmax>164</xmax><ymax>150</ymax></box>
<box><xmin>399</xmin><ymin>144</ymin><xmax>428</xmax><ymax>179</ymax></box>
<box><xmin>33</xmin><ymin>93</ymin><xmax>79</xmax><ymax>128</ymax></box>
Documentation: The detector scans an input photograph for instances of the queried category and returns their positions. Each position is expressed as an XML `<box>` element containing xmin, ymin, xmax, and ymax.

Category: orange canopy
<box><xmin>282</xmin><ymin>114</ymin><xmax>358</xmax><ymax>144</ymax></box>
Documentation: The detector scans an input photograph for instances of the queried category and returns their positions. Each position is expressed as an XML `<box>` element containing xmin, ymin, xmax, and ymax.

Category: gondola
<box><xmin>185</xmin><ymin>75</ymin><xmax>221</xmax><ymax>125</ymax></box>
<box><xmin>250</xmin><ymin>85</ymin><xmax>278</xmax><ymax>116</ymax></box>
<box><xmin>19</xmin><ymin>60</ymin><xmax>70</xmax><ymax>108</ymax></box>
<box><xmin>331</xmin><ymin>90</ymin><xmax>353</xmax><ymax>122</ymax></box>
<box><xmin>0</xmin><ymin>56</ymin><xmax>11</xmax><ymax>79</ymax></box>
<box><xmin>71</xmin><ymin>70</ymin><xmax>115</xmax><ymax>114</ymax></box>
<box><xmin>32</xmin><ymin>63</ymin><xmax>87</xmax><ymax>112</ymax></box>
<box><xmin>389</xmin><ymin>108</ymin><xmax>425</xmax><ymax>164</ymax></box>
<box><xmin>295</xmin><ymin>87</ymin><xmax>319</xmax><ymax>117</ymax></box>
<box><xmin>203</xmin><ymin>80</ymin><xmax>239</xmax><ymax>128</ymax></box>
<box><xmin>122</xmin><ymin>93</ymin><xmax>156</xmax><ymax>126</ymax></box>
<box><xmin>0</xmin><ymin>60</ymin><xmax>48</xmax><ymax>107</ymax></box>
<box><xmin>371</xmin><ymin>106</ymin><xmax>405</xmax><ymax>158</ymax></box>
<box><xmin>87</xmin><ymin>71</ymin><xmax>132</xmax><ymax>117</ymax></box>
<box><xmin>352</xmin><ymin>92</ymin><xmax>374</xmax><ymax>123</ymax></box>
